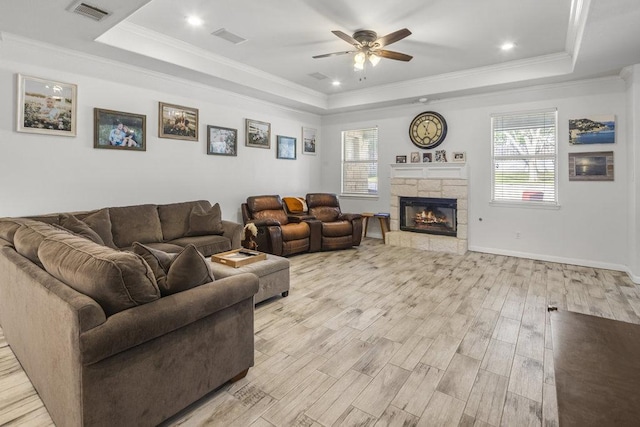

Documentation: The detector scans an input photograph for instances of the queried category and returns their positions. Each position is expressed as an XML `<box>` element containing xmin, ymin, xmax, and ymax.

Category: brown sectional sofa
<box><xmin>0</xmin><ymin>200</ymin><xmax>259</xmax><ymax>426</ymax></box>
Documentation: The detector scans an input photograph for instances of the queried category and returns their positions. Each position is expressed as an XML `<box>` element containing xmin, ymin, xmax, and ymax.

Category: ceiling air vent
<box><xmin>309</xmin><ymin>72</ymin><xmax>329</xmax><ymax>80</ymax></box>
<box><xmin>68</xmin><ymin>2</ymin><xmax>110</xmax><ymax>21</ymax></box>
<box><xmin>211</xmin><ymin>28</ymin><xmax>247</xmax><ymax>45</ymax></box>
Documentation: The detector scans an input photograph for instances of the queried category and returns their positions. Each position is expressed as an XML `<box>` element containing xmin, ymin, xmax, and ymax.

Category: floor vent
<box><xmin>211</xmin><ymin>28</ymin><xmax>247</xmax><ymax>45</ymax></box>
<box><xmin>68</xmin><ymin>2</ymin><xmax>110</xmax><ymax>21</ymax></box>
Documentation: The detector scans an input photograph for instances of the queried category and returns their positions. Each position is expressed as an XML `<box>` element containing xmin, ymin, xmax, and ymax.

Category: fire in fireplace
<box><xmin>400</xmin><ymin>196</ymin><xmax>457</xmax><ymax>237</ymax></box>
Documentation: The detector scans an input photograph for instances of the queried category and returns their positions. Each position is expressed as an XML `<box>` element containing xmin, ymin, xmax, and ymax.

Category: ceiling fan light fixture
<box><xmin>369</xmin><ymin>53</ymin><xmax>381</xmax><ymax>66</ymax></box>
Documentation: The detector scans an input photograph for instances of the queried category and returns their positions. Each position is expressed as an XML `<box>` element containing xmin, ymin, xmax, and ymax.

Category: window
<box><xmin>491</xmin><ymin>109</ymin><xmax>558</xmax><ymax>205</ymax></box>
<box><xmin>342</xmin><ymin>127</ymin><xmax>378</xmax><ymax>195</ymax></box>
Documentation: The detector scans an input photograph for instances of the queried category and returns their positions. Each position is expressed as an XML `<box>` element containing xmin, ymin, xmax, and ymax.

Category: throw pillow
<box><xmin>132</xmin><ymin>243</ymin><xmax>214</xmax><ymax>296</ymax></box>
<box><xmin>185</xmin><ymin>203</ymin><xmax>224</xmax><ymax>237</ymax></box>
<box><xmin>59</xmin><ymin>214</ymin><xmax>105</xmax><ymax>245</ymax></box>
<box><xmin>82</xmin><ymin>208</ymin><xmax>117</xmax><ymax>248</ymax></box>
<box><xmin>283</xmin><ymin>196</ymin><xmax>308</xmax><ymax>213</ymax></box>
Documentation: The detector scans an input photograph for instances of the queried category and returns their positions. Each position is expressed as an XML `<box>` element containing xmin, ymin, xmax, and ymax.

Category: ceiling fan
<box><xmin>313</xmin><ymin>28</ymin><xmax>413</xmax><ymax>69</ymax></box>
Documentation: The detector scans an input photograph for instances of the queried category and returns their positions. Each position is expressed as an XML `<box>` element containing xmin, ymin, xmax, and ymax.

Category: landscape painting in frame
<box><xmin>568</xmin><ymin>151</ymin><xmax>614</xmax><ymax>181</ymax></box>
<box><xmin>159</xmin><ymin>102</ymin><xmax>198</xmax><ymax>141</ymax></box>
<box><xmin>569</xmin><ymin>115</ymin><xmax>615</xmax><ymax>145</ymax></box>
<box><xmin>207</xmin><ymin>125</ymin><xmax>237</xmax><ymax>156</ymax></box>
<box><xmin>94</xmin><ymin>108</ymin><xmax>146</xmax><ymax>151</ymax></box>
<box><xmin>17</xmin><ymin>74</ymin><xmax>77</xmax><ymax>136</ymax></box>
<box><xmin>302</xmin><ymin>127</ymin><xmax>317</xmax><ymax>155</ymax></box>
<box><xmin>246</xmin><ymin>119</ymin><xmax>271</xmax><ymax>148</ymax></box>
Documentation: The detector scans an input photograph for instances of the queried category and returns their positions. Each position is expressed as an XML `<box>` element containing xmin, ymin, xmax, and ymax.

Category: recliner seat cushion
<box><xmin>109</xmin><ymin>204</ymin><xmax>163</xmax><ymax>248</ymax></box>
<box><xmin>321</xmin><ymin>220</ymin><xmax>352</xmax><ymax>237</ymax></box>
<box><xmin>38</xmin><ymin>233</ymin><xmax>160</xmax><ymax>316</ymax></box>
<box><xmin>281</xmin><ymin>222</ymin><xmax>310</xmax><ymax>240</ymax></box>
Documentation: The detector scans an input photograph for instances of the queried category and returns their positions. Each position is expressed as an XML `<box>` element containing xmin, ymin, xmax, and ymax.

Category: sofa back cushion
<box><xmin>13</xmin><ymin>221</ymin><xmax>71</xmax><ymax>266</ymax></box>
<box><xmin>58</xmin><ymin>214</ymin><xmax>105</xmax><ymax>245</ymax></box>
<box><xmin>38</xmin><ymin>234</ymin><xmax>160</xmax><ymax>316</ymax></box>
<box><xmin>307</xmin><ymin>193</ymin><xmax>342</xmax><ymax>222</ymax></box>
<box><xmin>185</xmin><ymin>203</ymin><xmax>224</xmax><ymax>237</ymax></box>
<box><xmin>81</xmin><ymin>208</ymin><xmax>117</xmax><ymax>248</ymax></box>
<box><xmin>158</xmin><ymin>200</ymin><xmax>211</xmax><ymax>241</ymax></box>
<box><xmin>109</xmin><ymin>204</ymin><xmax>163</xmax><ymax>248</ymax></box>
<box><xmin>0</xmin><ymin>218</ymin><xmax>27</xmax><ymax>243</ymax></box>
<box><xmin>247</xmin><ymin>195</ymin><xmax>289</xmax><ymax>225</ymax></box>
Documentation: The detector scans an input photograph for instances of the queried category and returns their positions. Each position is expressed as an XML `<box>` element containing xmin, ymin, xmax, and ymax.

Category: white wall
<box><xmin>624</xmin><ymin>65</ymin><xmax>640</xmax><ymax>282</ymax></box>
<box><xmin>0</xmin><ymin>36</ymin><xmax>322</xmax><ymax>223</ymax></box>
<box><xmin>322</xmin><ymin>77</ymin><xmax>632</xmax><ymax>274</ymax></box>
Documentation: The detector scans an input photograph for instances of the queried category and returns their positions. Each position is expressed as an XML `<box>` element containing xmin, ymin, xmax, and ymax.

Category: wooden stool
<box><xmin>362</xmin><ymin>212</ymin><xmax>390</xmax><ymax>241</ymax></box>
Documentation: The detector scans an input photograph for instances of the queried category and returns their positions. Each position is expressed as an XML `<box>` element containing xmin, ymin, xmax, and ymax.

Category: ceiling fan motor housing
<box><xmin>353</xmin><ymin>30</ymin><xmax>378</xmax><ymax>46</ymax></box>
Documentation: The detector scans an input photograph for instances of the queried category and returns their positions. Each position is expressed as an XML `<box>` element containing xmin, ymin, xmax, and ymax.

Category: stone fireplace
<box><xmin>386</xmin><ymin>163</ymin><xmax>468</xmax><ymax>255</ymax></box>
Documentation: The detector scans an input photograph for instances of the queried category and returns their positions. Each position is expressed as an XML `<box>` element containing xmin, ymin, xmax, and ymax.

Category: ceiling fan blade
<box><xmin>375</xmin><ymin>28</ymin><xmax>412</xmax><ymax>47</ymax></box>
<box><xmin>312</xmin><ymin>50</ymin><xmax>356</xmax><ymax>59</ymax></box>
<box><xmin>375</xmin><ymin>49</ymin><xmax>413</xmax><ymax>61</ymax></box>
<box><xmin>331</xmin><ymin>30</ymin><xmax>362</xmax><ymax>47</ymax></box>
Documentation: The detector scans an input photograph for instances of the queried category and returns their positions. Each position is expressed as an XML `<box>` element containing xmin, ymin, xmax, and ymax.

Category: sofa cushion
<box><xmin>186</xmin><ymin>203</ymin><xmax>224</xmax><ymax>237</ymax></box>
<box><xmin>13</xmin><ymin>221</ymin><xmax>71</xmax><ymax>266</ymax></box>
<box><xmin>120</xmin><ymin>242</ymin><xmax>185</xmax><ymax>254</ymax></box>
<box><xmin>109</xmin><ymin>204</ymin><xmax>163</xmax><ymax>248</ymax></box>
<box><xmin>158</xmin><ymin>200</ymin><xmax>211</xmax><ymax>241</ymax></box>
<box><xmin>169</xmin><ymin>234</ymin><xmax>232</xmax><ymax>257</ymax></box>
<box><xmin>59</xmin><ymin>214</ymin><xmax>105</xmax><ymax>245</ymax></box>
<box><xmin>81</xmin><ymin>208</ymin><xmax>116</xmax><ymax>249</ymax></box>
<box><xmin>132</xmin><ymin>243</ymin><xmax>214</xmax><ymax>296</ymax></box>
<box><xmin>38</xmin><ymin>234</ymin><xmax>160</xmax><ymax>316</ymax></box>
<box><xmin>309</xmin><ymin>206</ymin><xmax>341</xmax><ymax>223</ymax></box>
<box><xmin>0</xmin><ymin>218</ymin><xmax>27</xmax><ymax>243</ymax></box>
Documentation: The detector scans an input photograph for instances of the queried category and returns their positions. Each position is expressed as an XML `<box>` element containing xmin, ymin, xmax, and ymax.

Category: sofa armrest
<box><xmin>222</xmin><ymin>220</ymin><xmax>243</xmax><ymax>249</ymax></box>
<box><xmin>79</xmin><ymin>273</ymin><xmax>259</xmax><ymax>365</ymax></box>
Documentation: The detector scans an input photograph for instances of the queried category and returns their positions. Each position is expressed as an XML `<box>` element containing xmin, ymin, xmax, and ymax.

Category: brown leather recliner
<box><xmin>305</xmin><ymin>193</ymin><xmax>363</xmax><ymax>251</ymax></box>
<box><xmin>242</xmin><ymin>195</ymin><xmax>320</xmax><ymax>256</ymax></box>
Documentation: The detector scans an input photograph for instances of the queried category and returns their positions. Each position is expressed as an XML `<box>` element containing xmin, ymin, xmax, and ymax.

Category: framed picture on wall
<box><xmin>569</xmin><ymin>115</ymin><xmax>615</xmax><ymax>145</ymax></box>
<box><xmin>277</xmin><ymin>135</ymin><xmax>297</xmax><ymax>160</ymax></box>
<box><xmin>207</xmin><ymin>125</ymin><xmax>237</xmax><ymax>156</ymax></box>
<box><xmin>302</xmin><ymin>127</ymin><xmax>317</xmax><ymax>155</ymax></box>
<box><xmin>16</xmin><ymin>74</ymin><xmax>77</xmax><ymax>136</ymax></box>
<box><xmin>93</xmin><ymin>108</ymin><xmax>146</xmax><ymax>151</ymax></box>
<box><xmin>568</xmin><ymin>151</ymin><xmax>614</xmax><ymax>181</ymax></box>
<box><xmin>246</xmin><ymin>118</ymin><xmax>271</xmax><ymax>148</ymax></box>
<box><xmin>158</xmin><ymin>102</ymin><xmax>198</xmax><ymax>141</ymax></box>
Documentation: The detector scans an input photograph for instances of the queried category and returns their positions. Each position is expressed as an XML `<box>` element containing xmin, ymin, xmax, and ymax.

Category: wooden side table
<box><xmin>362</xmin><ymin>212</ymin><xmax>390</xmax><ymax>241</ymax></box>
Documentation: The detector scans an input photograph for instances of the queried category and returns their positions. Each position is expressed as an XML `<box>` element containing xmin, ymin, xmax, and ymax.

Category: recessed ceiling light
<box><xmin>186</xmin><ymin>15</ymin><xmax>203</xmax><ymax>26</ymax></box>
<box><xmin>332</xmin><ymin>81</ymin><xmax>341</xmax><ymax>86</ymax></box>
<box><xmin>501</xmin><ymin>42</ymin><xmax>516</xmax><ymax>51</ymax></box>
<box><xmin>418</xmin><ymin>97</ymin><xmax>428</xmax><ymax>103</ymax></box>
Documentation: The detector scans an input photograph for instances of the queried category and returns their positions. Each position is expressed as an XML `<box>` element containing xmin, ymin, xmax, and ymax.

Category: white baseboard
<box><xmin>468</xmin><ymin>245</ymin><xmax>639</xmax><ymax>284</ymax></box>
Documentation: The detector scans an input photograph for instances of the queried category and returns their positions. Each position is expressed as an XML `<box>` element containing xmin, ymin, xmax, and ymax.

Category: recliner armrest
<box><xmin>288</xmin><ymin>214</ymin><xmax>316</xmax><ymax>222</ymax></box>
<box><xmin>250</xmin><ymin>219</ymin><xmax>281</xmax><ymax>227</ymax></box>
<box><xmin>339</xmin><ymin>213</ymin><xmax>362</xmax><ymax>221</ymax></box>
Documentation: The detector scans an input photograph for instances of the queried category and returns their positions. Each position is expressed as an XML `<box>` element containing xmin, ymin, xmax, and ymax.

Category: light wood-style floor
<box><xmin>2</xmin><ymin>238</ymin><xmax>640</xmax><ymax>426</ymax></box>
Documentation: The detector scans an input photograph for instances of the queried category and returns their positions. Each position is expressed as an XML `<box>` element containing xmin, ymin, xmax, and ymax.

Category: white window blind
<box><xmin>491</xmin><ymin>109</ymin><xmax>558</xmax><ymax>205</ymax></box>
<box><xmin>342</xmin><ymin>127</ymin><xmax>378</xmax><ymax>195</ymax></box>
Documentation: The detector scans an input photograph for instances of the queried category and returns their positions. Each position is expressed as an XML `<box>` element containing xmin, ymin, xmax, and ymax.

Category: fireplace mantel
<box><xmin>390</xmin><ymin>163</ymin><xmax>468</xmax><ymax>179</ymax></box>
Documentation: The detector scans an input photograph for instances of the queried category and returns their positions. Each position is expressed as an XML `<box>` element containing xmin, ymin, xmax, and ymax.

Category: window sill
<box><xmin>340</xmin><ymin>194</ymin><xmax>379</xmax><ymax>200</ymax></box>
<box><xmin>490</xmin><ymin>201</ymin><xmax>561</xmax><ymax>210</ymax></box>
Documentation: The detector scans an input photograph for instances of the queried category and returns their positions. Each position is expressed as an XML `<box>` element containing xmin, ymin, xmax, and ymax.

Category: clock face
<box><xmin>409</xmin><ymin>111</ymin><xmax>448</xmax><ymax>149</ymax></box>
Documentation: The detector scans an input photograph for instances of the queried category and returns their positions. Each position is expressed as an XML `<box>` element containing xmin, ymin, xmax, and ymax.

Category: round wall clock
<box><xmin>409</xmin><ymin>111</ymin><xmax>448</xmax><ymax>149</ymax></box>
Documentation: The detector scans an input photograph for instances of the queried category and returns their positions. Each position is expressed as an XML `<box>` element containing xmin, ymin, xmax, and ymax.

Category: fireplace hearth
<box><xmin>400</xmin><ymin>197</ymin><xmax>457</xmax><ymax>237</ymax></box>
